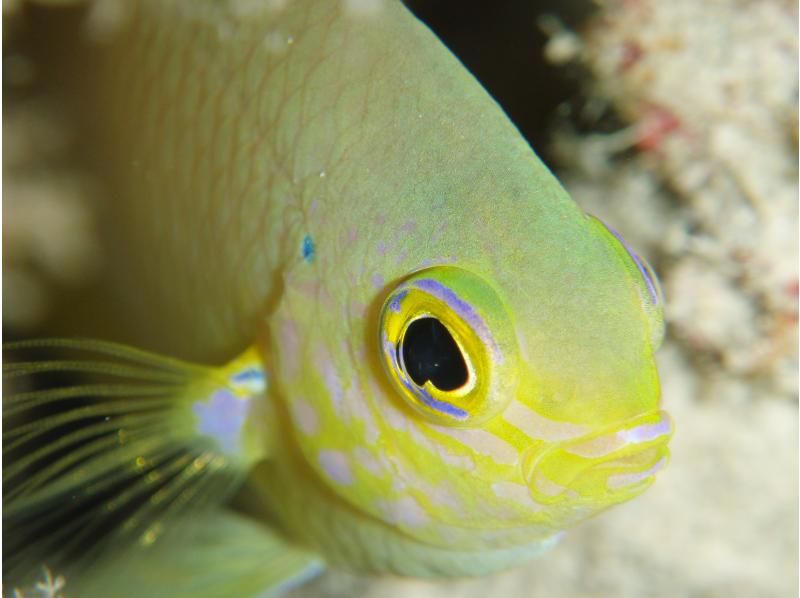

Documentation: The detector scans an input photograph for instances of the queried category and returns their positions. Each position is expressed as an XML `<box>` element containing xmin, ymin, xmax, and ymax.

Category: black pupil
<box><xmin>401</xmin><ymin>317</ymin><xmax>468</xmax><ymax>391</ymax></box>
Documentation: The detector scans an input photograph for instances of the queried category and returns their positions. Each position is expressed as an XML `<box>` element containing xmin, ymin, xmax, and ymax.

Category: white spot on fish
<box><xmin>607</xmin><ymin>457</ymin><xmax>667</xmax><ymax>490</ymax></box>
<box><xmin>531</xmin><ymin>470</ymin><xmax>569</xmax><ymax>498</ymax></box>
<box><xmin>354</xmin><ymin>446</ymin><xmax>385</xmax><ymax>476</ymax></box>
<box><xmin>391</xmin><ymin>471</ymin><xmax>408</xmax><ymax>492</ymax></box>
<box><xmin>317</xmin><ymin>346</ymin><xmax>346</xmax><ymax>417</ymax></box>
<box><xmin>437</xmin><ymin>428</ymin><xmax>519</xmax><ymax>465</ymax></box>
<box><xmin>346</xmin><ymin>379</ymin><xmax>380</xmax><ymax>444</ymax></box>
<box><xmin>379</xmin><ymin>389</ymin><xmax>476</xmax><ymax>470</ymax></box>
<box><xmin>566</xmin><ymin>418</ymin><xmax>672</xmax><ymax>459</ymax></box>
<box><xmin>441</xmin><ymin>451</ymin><xmax>476</xmax><ymax>471</ymax></box>
<box><xmin>492</xmin><ymin>481</ymin><xmax>534</xmax><ymax>505</ymax></box>
<box><xmin>503</xmin><ymin>400</ymin><xmax>587</xmax><ymax>442</ymax></box>
<box><xmin>425</xmin><ymin>482</ymin><xmax>463</xmax><ymax>514</ymax></box>
<box><xmin>291</xmin><ymin>399</ymin><xmax>319</xmax><ymax>435</ymax></box>
<box><xmin>377</xmin><ymin>495</ymin><xmax>430</xmax><ymax>528</ymax></box>
<box><xmin>565</xmin><ymin>435</ymin><xmax>623</xmax><ymax>459</ymax></box>
<box><xmin>318</xmin><ymin>450</ymin><xmax>354</xmax><ymax>485</ymax></box>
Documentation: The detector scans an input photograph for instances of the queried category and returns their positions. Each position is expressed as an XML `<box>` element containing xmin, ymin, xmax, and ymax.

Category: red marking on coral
<box><xmin>619</xmin><ymin>40</ymin><xmax>644</xmax><ymax>71</ymax></box>
<box><xmin>636</xmin><ymin>105</ymin><xmax>682</xmax><ymax>152</ymax></box>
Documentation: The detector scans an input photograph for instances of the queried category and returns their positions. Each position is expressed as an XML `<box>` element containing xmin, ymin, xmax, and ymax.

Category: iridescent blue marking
<box><xmin>601</xmin><ymin>223</ymin><xmax>660</xmax><ymax>305</ymax></box>
<box><xmin>412</xmin><ymin>278</ymin><xmax>501</xmax><ymax>358</ymax></box>
<box><xmin>193</xmin><ymin>390</ymin><xmax>250</xmax><ymax>456</ymax></box>
<box><xmin>383</xmin><ymin>330</ymin><xmax>468</xmax><ymax>420</ymax></box>
<box><xmin>302</xmin><ymin>235</ymin><xmax>315</xmax><ymax>263</ymax></box>
<box><xmin>399</xmin><ymin>375</ymin><xmax>469</xmax><ymax>420</ymax></box>
<box><xmin>619</xmin><ymin>417</ymin><xmax>672</xmax><ymax>444</ymax></box>
<box><xmin>231</xmin><ymin>368</ymin><xmax>265</xmax><ymax>390</ymax></box>
<box><xmin>389</xmin><ymin>290</ymin><xmax>408</xmax><ymax>313</ymax></box>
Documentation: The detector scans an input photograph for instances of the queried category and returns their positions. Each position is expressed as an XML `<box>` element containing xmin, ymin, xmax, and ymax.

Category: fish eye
<box><xmin>379</xmin><ymin>266</ymin><xmax>519</xmax><ymax>426</ymax></box>
<box><xmin>399</xmin><ymin>317</ymin><xmax>469</xmax><ymax>391</ymax></box>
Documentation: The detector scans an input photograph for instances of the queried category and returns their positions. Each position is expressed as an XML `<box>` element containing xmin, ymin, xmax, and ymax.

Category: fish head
<box><xmin>259</xmin><ymin>0</ymin><xmax>671</xmax><ymax>552</ymax></box>
<box><xmin>267</xmin><ymin>205</ymin><xmax>671</xmax><ymax>551</ymax></box>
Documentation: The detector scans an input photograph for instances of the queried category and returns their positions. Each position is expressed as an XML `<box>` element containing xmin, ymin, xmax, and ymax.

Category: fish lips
<box><xmin>521</xmin><ymin>409</ymin><xmax>673</xmax><ymax>507</ymax></box>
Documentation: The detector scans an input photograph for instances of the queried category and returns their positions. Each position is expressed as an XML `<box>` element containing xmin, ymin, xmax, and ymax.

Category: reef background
<box><xmin>4</xmin><ymin>1</ymin><xmax>798</xmax><ymax>597</ymax></box>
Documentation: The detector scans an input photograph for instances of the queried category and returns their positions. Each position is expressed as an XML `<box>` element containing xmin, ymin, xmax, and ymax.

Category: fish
<box><xmin>3</xmin><ymin>1</ymin><xmax>673</xmax><ymax>596</ymax></box>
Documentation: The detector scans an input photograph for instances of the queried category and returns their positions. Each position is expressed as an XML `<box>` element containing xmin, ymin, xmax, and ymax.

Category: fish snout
<box><xmin>521</xmin><ymin>410</ymin><xmax>673</xmax><ymax>507</ymax></box>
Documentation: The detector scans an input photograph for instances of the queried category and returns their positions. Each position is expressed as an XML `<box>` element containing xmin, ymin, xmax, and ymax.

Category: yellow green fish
<box><xmin>4</xmin><ymin>1</ymin><xmax>672</xmax><ymax>596</ymax></box>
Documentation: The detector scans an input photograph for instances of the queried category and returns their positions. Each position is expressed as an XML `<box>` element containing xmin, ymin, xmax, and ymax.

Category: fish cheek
<box><xmin>263</xmin><ymin>270</ymin><xmax>364</xmax><ymax>474</ymax></box>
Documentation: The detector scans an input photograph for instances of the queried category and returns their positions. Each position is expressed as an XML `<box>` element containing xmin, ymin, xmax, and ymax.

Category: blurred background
<box><xmin>4</xmin><ymin>0</ymin><xmax>798</xmax><ymax>596</ymax></box>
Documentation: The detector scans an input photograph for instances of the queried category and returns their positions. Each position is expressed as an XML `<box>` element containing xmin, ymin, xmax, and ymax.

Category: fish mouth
<box><xmin>521</xmin><ymin>409</ymin><xmax>673</xmax><ymax>507</ymax></box>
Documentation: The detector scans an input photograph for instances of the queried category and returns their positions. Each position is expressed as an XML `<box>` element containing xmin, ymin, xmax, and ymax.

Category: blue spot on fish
<box><xmin>230</xmin><ymin>368</ymin><xmax>266</xmax><ymax>393</ymax></box>
<box><xmin>193</xmin><ymin>390</ymin><xmax>251</xmax><ymax>456</ymax></box>
<box><xmin>302</xmin><ymin>235</ymin><xmax>315</xmax><ymax>262</ymax></box>
<box><xmin>231</xmin><ymin>369</ymin><xmax>262</xmax><ymax>384</ymax></box>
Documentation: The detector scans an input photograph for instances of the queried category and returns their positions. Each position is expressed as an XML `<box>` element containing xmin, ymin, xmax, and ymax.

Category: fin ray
<box><xmin>3</xmin><ymin>338</ymin><xmax>268</xmax><ymax>585</ymax></box>
<box><xmin>3</xmin><ymin>414</ymin><xmax>162</xmax><ymax>481</ymax></box>
<box><xmin>3</xmin><ymin>338</ymin><xmax>215</xmax><ymax>376</ymax></box>
<box><xmin>5</xmin><ymin>382</ymin><xmax>177</xmax><ymax>411</ymax></box>
<box><xmin>4</xmin><ymin>359</ymin><xmax>191</xmax><ymax>384</ymax></box>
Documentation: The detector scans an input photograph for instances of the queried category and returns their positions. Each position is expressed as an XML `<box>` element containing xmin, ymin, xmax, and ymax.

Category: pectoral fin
<box><xmin>3</xmin><ymin>339</ymin><xmax>273</xmax><ymax>588</ymax></box>
<box><xmin>67</xmin><ymin>509</ymin><xmax>325</xmax><ymax>598</ymax></box>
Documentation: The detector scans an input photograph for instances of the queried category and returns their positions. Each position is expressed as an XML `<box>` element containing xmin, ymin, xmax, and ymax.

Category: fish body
<box><xmin>4</xmin><ymin>1</ymin><xmax>672</xmax><ymax>595</ymax></box>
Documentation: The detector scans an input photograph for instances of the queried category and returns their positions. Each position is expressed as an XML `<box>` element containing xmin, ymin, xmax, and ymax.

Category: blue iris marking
<box><xmin>423</xmin><ymin>395</ymin><xmax>469</xmax><ymax>419</ymax></box>
<box><xmin>302</xmin><ymin>235</ymin><xmax>315</xmax><ymax>262</ymax></box>
<box><xmin>389</xmin><ymin>290</ymin><xmax>408</xmax><ymax>313</ymax></box>
<box><xmin>398</xmin><ymin>375</ymin><xmax>469</xmax><ymax>420</ymax></box>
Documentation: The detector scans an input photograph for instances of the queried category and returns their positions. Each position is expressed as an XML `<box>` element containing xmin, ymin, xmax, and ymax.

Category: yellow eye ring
<box><xmin>378</xmin><ymin>266</ymin><xmax>519</xmax><ymax>427</ymax></box>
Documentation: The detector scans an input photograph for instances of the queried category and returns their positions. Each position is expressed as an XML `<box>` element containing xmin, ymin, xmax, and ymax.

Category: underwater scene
<box><xmin>3</xmin><ymin>1</ymin><xmax>797</xmax><ymax>597</ymax></box>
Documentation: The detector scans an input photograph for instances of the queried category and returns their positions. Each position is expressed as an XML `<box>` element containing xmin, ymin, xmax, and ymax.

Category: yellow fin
<box><xmin>3</xmin><ymin>338</ymin><xmax>269</xmax><ymax>585</ymax></box>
